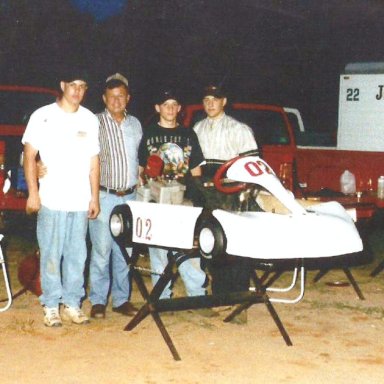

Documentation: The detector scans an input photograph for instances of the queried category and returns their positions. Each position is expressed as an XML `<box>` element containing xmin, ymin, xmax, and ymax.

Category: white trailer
<box><xmin>338</xmin><ymin>65</ymin><xmax>384</xmax><ymax>151</ymax></box>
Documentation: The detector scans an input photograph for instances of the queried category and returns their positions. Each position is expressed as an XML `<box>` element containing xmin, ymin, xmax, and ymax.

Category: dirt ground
<box><xmin>1</xmin><ymin>224</ymin><xmax>384</xmax><ymax>384</ymax></box>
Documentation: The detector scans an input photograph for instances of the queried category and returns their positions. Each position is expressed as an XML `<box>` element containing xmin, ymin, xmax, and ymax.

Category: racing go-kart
<box><xmin>109</xmin><ymin>155</ymin><xmax>363</xmax><ymax>360</ymax></box>
<box><xmin>110</xmin><ymin>155</ymin><xmax>362</xmax><ymax>262</ymax></box>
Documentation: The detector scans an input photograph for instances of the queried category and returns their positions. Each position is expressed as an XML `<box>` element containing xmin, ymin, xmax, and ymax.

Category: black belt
<box><xmin>100</xmin><ymin>185</ymin><xmax>136</xmax><ymax>196</ymax></box>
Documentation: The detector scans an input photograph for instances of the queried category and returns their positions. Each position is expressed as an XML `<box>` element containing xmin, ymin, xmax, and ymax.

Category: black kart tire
<box><xmin>109</xmin><ymin>204</ymin><xmax>133</xmax><ymax>247</ymax></box>
<box><xmin>197</xmin><ymin>216</ymin><xmax>226</xmax><ymax>262</ymax></box>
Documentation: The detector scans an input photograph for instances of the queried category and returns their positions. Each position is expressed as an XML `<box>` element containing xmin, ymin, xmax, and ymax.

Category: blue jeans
<box><xmin>88</xmin><ymin>190</ymin><xmax>136</xmax><ymax>307</ymax></box>
<box><xmin>37</xmin><ymin>206</ymin><xmax>88</xmax><ymax>308</ymax></box>
<box><xmin>149</xmin><ymin>247</ymin><xmax>207</xmax><ymax>299</ymax></box>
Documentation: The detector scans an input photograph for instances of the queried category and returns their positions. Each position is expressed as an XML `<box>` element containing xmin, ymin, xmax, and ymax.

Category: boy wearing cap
<box><xmin>193</xmin><ymin>85</ymin><xmax>259</xmax><ymax>323</ymax></box>
<box><xmin>138</xmin><ymin>90</ymin><xmax>211</xmax><ymax>306</ymax></box>
<box><xmin>194</xmin><ymin>85</ymin><xmax>258</xmax><ymax>177</ymax></box>
<box><xmin>88</xmin><ymin>73</ymin><xmax>142</xmax><ymax>319</ymax></box>
<box><xmin>22</xmin><ymin>72</ymin><xmax>100</xmax><ymax>327</ymax></box>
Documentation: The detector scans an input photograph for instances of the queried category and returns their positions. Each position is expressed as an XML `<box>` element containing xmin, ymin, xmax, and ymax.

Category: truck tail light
<box><xmin>279</xmin><ymin>162</ymin><xmax>293</xmax><ymax>190</ymax></box>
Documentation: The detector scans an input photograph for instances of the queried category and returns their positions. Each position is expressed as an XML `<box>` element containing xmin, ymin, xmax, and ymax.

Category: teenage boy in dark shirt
<box><xmin>138</xmin><ymin>90</ymin><xmax>212</xmax><ymax>311</ymax></box>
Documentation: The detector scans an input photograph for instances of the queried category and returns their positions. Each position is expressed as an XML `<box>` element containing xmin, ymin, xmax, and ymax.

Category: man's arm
<box><xmin>88</xmin><ymin>154</ymin><xmax>100</xmax><ymax>219</ymax></box>
<box><xmin>237</xmin><ymin>124</ymin><xmax>259</xmax><ymax>157</ymax></box>
<box><xmin>138</xmin><ymin>165</ymin><xmax>146</xmax><ymax>185</ymax></box>
<box><xmin>23</xmin><ymin>143</ymin><xmax>40</xmax><ymax>214</ymax></box>
<box><xmin>36</xmin><ymin>160</ymin><xmax>47</xmax><ymax>178</ymax></box>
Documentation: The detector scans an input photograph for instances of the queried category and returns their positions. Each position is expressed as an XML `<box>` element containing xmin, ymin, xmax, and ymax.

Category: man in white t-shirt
<box><xmin>22</xmin><ymin>71</ymin><xmax>100</xmax><ymax>327</ymax></box>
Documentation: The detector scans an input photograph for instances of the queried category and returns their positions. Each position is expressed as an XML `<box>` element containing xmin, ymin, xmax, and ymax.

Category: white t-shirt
<box><xmin>22</xmin><ymin>102</ymin><xmax>99</xmax><ymax>211</ymax></box>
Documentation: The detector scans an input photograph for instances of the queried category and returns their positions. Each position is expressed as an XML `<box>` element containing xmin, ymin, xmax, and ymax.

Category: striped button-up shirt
<box><xmin>97</xmin><ymin>109</ymin><xmax>142</xmax><ymax>190</ymax></box>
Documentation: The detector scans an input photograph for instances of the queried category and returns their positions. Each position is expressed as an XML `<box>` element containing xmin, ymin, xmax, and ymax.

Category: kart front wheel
<box><xmin>109</xmin><ymin>204</ymin><xmax>133</xmax><ymax>247</ymax></box>
<box><xmin>197</xmin><ymin>217</ymin><xmax>226</xmax><ymax>261</ymax></box>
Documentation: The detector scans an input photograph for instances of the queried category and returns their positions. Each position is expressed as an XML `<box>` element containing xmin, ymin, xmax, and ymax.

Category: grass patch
<box><xmin>306</xmin><ymin>299</ymin><xmax>384</xmax><ymax>318</ymax></box>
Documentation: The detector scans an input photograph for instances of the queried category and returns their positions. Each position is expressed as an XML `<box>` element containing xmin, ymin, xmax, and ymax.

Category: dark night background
<box><xmin>1</xmin><ymin>0</ymin><xmax>384</xmax><ymax>134</ymax></box>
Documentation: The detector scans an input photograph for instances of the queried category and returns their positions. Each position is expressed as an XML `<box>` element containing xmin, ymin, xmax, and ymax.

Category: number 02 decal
<box><xmin>135</xmin><ymin>217</ymin><xmax>152</xmax><ymax>240</ymax></box>
<box><xmin>244</xmin><ymin>160</ymin><xmax>273</xmax><ymax>176</ymax></box>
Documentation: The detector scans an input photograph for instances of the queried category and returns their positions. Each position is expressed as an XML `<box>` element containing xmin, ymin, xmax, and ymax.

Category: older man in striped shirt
<box><xmin>88</xmin><ymin>73</ymin><xmax>142</xmax><ymax>319</ymax></box>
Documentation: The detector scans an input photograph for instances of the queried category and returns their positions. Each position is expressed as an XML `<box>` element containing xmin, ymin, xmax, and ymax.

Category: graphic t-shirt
<box><xmin>138</xmin><ymin>124</ymin><xmax>205</xmax><ymax>178</ymax></box>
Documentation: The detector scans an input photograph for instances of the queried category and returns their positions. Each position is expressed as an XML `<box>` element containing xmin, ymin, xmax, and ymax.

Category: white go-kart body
<box><xmin>110</xmin><ymin>156</ymin><xmax>363</xmax><ymax>261</ymax></box>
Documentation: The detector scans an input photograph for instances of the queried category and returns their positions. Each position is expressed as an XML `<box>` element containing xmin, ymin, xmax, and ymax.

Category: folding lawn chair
<box><xmin>0</xmin><ymin>235</ymin><xmax>12</xmax><ymax>312</ymax></box>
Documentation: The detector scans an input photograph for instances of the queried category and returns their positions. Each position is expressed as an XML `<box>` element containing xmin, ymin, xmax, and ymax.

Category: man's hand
<box><xmin>138</xmin><ymin>172</ymin><xmax>147</xmax><ymax>186</ymax></box>
<box><xmin>26</xmin><ymin>193</ymin><xmax>41</xmax><ymax>214</ymax></box>
<box><xmin>88</xmin><ymin>199</ymin><xmax>100</xmax><ymax>219</ymax></box>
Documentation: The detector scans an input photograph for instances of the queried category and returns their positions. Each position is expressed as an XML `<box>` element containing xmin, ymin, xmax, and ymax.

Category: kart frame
<box><xmin>121</xmin><ymin>245</ymin><xmax>293</xmax><ymax>361</ymax></box>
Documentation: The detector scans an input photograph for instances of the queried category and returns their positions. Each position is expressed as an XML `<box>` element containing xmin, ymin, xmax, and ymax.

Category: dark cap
<box><xmin>155</xmin><ymin>89</ymin><xmax>181</xmax><ymax>105</ymax></box>
<box><xmin>61</xmin><ymin>68</ymin><xmax>89</xmax><ymax>83</ymax></box>
<box><xmin>203</xmin><ymin>85</ymin><xmax>226</xmax><ymax>99</ymax></box>
<box><xmin>106</xmin><ymin>72</ymin><xmax>129</xmax><ymax>87</ymax></box>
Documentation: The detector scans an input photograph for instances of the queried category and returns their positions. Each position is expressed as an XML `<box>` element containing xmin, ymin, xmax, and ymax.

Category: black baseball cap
<box><xmin>155</xmin><ymin>89</ymin><xmax>181</xmax><ymax>105</ymax></box>
<box><xmin>61</xmin><ymin>68</ymin><xmax>89</xmax><ymax>83</ymax></box>
<box><xmin>203</xmin><ymin>84</ymin><xmax>226</xmax><ymax>98</ymax></box>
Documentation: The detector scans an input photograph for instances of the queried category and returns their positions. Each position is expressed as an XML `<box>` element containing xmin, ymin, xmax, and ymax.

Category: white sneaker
<box><xmin>62</xmin><ymin>305</ymin><xmax>90</xmax><ymax>325</ymax></box>
<box><xmin>43</xmin><ymin>306</ymin><xmax>62</xmax><ymax>327</ymax></box>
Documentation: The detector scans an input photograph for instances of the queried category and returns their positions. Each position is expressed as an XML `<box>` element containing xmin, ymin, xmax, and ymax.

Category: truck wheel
<box><xmin>109</xmin><ymin>204</ymin><xmax>133</xmax><ymax>247</ymax></box>
<box><xmin>197</xmin><ymin>216</ymin><xmax>226</xmax><ymax>262</ymax></box>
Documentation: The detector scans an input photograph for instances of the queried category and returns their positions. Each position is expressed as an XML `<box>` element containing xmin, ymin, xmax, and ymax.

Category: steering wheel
<box><xmin>213</xmin><ymin>156</ymin><xmax>248</xmax><ymax>194</ymax></box>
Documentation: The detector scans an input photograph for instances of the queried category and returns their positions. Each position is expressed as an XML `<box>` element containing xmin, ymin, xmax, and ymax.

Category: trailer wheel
<box><xmin>197</xmin><ymin>216</ymin><xmax>226</xmax><ymax>262</ymax></box>
<box><xmin>109</xmin><ymin>204</ymin><xmax>133</xmax><ymax>247</ymax></box>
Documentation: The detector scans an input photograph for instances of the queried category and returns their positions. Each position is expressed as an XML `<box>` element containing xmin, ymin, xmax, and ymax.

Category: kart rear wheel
<box><xmin>197</xmin><ymin>217</ymin><xmax>226</xmax><ymax>262</ymax></box>
<box><xmin>109</xmin><ymin>204</ymin><xmax>133</xmax><ymax>247</ymax></box>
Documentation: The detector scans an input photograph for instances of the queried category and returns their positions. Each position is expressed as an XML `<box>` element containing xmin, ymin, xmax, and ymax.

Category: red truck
<box><xmin>182</xmin><ymin>102</ymin><xmax>383</xmax><ymax>223</ymax></box>
<box><xmin>0</xmin><ymin>85</ymin><xmax>58</xmax><ymax>223</ymax></box>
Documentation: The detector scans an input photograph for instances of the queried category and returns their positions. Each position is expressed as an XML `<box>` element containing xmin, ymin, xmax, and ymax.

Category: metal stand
<box><xmin>312</xmin><ymin>267</ymin><xmax>365</xmax><ymax>300</ymax></box>
<box><xmin>0</xmin><ymin>235</ymin><xmax>12</xmax><ymax>312</ymax></box>
<box><xmin>370</xmin><ymin>260</ymin><xmax>384</xmax><ymax>277</ymax></box>
<box><xmin>251</xmin><ymin>260</ymin><xmax>306</xmax><ymax>304</ymax></box>
<box><xmin>124</xmin><ymin>246</ymin><xmax>292</xmax><ymax>361</ymax></box>
<box><xmin>252</xmin><ymin>258</ymin><xmax>365</xmax><ymax>301</ymax></box>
